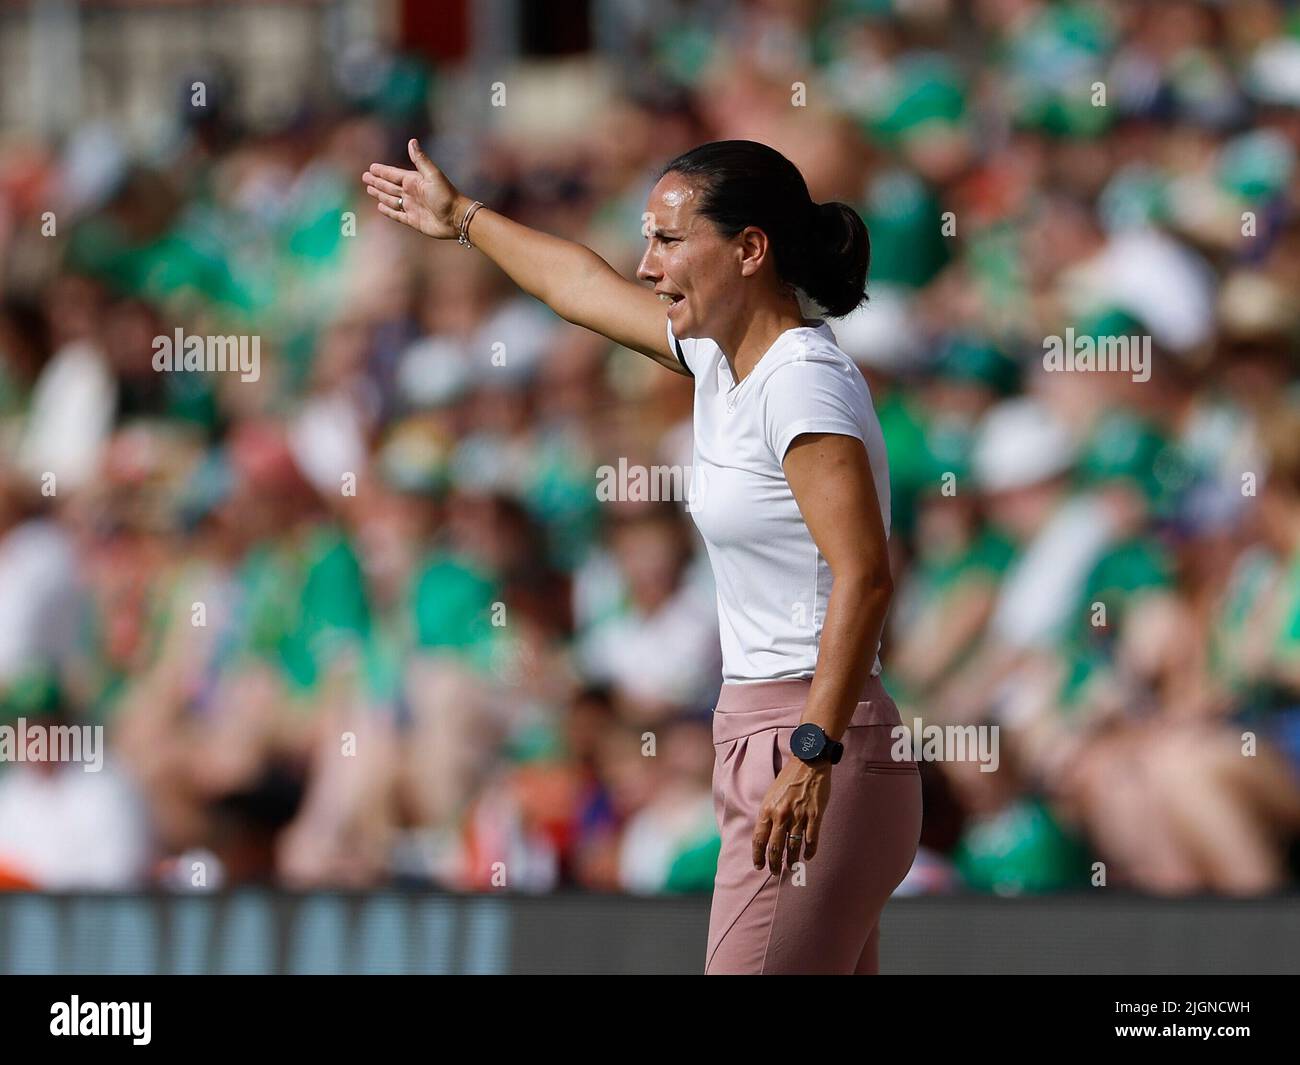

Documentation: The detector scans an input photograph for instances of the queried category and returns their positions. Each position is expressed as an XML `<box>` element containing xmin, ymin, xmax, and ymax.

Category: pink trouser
<box><xmin>705</xmin><ymin>675</ymin><xmax>922</xmax><ymax>975</ymax></box>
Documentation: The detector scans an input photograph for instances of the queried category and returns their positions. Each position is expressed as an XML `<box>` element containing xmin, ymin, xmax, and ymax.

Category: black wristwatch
<box><xmin>790</xmin><ymin>723</ymin><xmax>844</xmax><ymax>766</ymax></box>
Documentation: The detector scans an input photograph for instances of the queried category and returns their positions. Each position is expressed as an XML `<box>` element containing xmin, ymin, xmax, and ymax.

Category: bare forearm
<box><xmin>800</xmin><ymin>573</ymin><xmax>893</xmax><ymax>741</ymax></box>
<box><xmin>451</xmin><ymin>196</ymin><xmax>677</xmax><ymax>366</ymax></box>
<box><xmin>455</xmin><ymin>195</ymin><xmax>616</xmax><ymax>323</ymax></box>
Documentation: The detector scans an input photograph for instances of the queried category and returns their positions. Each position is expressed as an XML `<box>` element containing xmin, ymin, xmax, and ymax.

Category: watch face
<box><xmin>793</xmin><ymin>725</ymin><xmax>826</xmax><ymax>760</ymax></box>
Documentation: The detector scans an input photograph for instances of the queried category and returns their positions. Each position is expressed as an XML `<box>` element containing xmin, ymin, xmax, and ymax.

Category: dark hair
<box><xmin>659</xmin><ymin>140</ymin><xmax>870</xmax><ymax>317</ymax></box>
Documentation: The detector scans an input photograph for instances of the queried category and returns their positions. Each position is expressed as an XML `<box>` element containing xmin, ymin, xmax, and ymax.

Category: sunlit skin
<box><xmin>635</xmin><ymin>173</ymin><xmax>811</xmax><ymax>387</ymax></box>
<box><xmin>362</xmin><ymin>141</ymin><xmax>892</xmax><ymax>877</ymax></box>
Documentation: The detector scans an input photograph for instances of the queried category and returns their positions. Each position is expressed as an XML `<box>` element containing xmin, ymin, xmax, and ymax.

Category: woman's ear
<box><xmin>737</xmin><ymin>226</ymin><xmax>770</xmax><ymax>278</ymax></box>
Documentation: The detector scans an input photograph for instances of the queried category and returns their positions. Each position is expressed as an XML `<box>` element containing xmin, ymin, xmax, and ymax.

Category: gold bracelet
<box><xmin>458</xmin><ymin>200</ymin><xmax>484</xmax><ymax>248</ymax></box>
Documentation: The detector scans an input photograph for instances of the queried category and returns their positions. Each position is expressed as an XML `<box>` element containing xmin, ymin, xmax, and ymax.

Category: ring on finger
<box><xmin>397</xmin><ymin>196</ymin><xmax>404</xmax><ymax>211</ymax></box>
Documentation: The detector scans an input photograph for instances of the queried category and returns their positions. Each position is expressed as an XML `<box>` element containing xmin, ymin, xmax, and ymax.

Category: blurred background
<box><xmin>0</xmin><ymin>0</ymin><xmax>1299</xmax><ymax>972</ymax></box>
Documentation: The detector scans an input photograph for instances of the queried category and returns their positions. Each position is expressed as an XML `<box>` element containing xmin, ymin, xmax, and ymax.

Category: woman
<box><xmin>363</xmin><ymin>138</ymin><xmax>922</xmax><ymax>974</ymax></box>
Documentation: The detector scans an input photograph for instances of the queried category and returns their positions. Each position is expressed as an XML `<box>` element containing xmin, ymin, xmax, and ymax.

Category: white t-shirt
<box><xmin>668</xmin><ymin>317</ymin><xmax>891</xmax><ymax>683</ymax></box>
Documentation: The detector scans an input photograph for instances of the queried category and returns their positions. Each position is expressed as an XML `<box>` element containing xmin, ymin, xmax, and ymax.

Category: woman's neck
<box><xmin>716</xmin><ymin>297</ymin><xmax>811</xmax><ymax>386</ymax></box>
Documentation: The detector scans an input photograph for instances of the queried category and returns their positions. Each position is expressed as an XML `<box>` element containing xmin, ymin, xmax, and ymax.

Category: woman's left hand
<box><xmin>752</xmin><ymin>757</ymin><xmax>833</xmax><ymax>875</ymax></box>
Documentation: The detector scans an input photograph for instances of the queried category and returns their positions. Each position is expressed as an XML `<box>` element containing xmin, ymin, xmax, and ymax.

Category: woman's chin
<box><xmin>668</xmin><ymin>301</ymin><xmax>695</xmax><ymax>336</ymax></box>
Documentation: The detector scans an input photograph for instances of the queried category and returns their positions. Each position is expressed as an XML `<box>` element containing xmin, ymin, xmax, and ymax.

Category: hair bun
<box><xmin>813</xmin><ymin>202</ymin><xmax>851</xmax><ymax>252</ymax></box>
<box><xmin>804</xmin><ymin>201</ymin><xmax>871</xmax><ymax>317</ymax></box>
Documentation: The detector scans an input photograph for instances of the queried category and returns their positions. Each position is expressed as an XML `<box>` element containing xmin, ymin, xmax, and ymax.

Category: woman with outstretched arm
<box><xmin>363</xmin><ymin>138</ymin><xmax>921</xmax><ymax>975</ymax></box>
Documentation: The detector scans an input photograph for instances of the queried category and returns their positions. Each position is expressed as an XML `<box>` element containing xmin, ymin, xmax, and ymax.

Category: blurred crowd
<box><xmin>1</xmin><ymin>0</ymin><xmax>1299</xmax><ymax>898</ymax></box>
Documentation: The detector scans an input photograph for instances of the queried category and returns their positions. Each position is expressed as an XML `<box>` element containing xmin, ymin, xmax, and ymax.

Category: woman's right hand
<box><xmin>362</xmin><ymin>137</ymin><xmax>684</xmax><ymax>374</ymax></box>
<box><xmin>362</xmin><ymin>138</ymin><xmax>467</xmax><ymax>240</ymax></box>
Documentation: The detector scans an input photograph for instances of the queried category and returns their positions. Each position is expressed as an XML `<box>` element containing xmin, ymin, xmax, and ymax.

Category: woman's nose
<box><xmin>636</xmin><ymin>245</ymin><xmax>659</xmax><ymax>283</ymax></box>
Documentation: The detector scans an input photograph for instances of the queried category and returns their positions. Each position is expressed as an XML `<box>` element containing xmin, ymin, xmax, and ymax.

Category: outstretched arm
<box><xmin>363</xmin><ymin>139</ymin><xmax>685</xmax><ymax>375</ymax></box>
